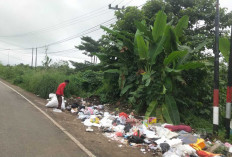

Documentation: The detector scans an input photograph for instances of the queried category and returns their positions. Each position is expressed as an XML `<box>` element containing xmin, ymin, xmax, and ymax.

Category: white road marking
<box><xmin>0</xmin><ymin>80</ymin><xmax>96</xmax><ymax>157</ymax></box>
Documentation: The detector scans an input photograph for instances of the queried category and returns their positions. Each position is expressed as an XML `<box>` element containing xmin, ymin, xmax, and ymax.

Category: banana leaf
<box><xmin>120</xmin><ymin>84</ymin><xmax>133</xmax><ymax>96</ymax></box>
<box><xmin>136</xmin><ymin>34</ymin><xmax>149</xmax><ymax>60</ymax></box>
<box><xmin>175</xmin><ymin>15</ymin><xmax>189</xmax><ymax>39</ymax></box>
<box><xmin>145</xmin><ymin>100</ymin><xmax>158</xmax><ymax>119</ymax></box>
<box><xmin>178</xmin><ymin>40</ymin><xmax>208</xmax><ymax>66</ymax></box>
<box><xmin>177</xmin><ymin>61</ymin><xmax>205</xmax><ymax>70</ymax></box>
<box><xmin>152</xmin><ymin>11</ymin><xmax>167</xmax><ymax>43</ymax></box>
<box><xmin>165</xmin><ymin>95</ymin><xmax>180</xmax><ymax>125</ymax></box>
<box><xmin>164</xmin><ymin>51</ymin><xmax>187</xmax><ymax>66</ymax></box>
<box><xmin>164</xmin><ymin>26</ymin><xmax>178</xmax><ymax>53</ymax></box>
<box><xmin>164</xmin><ymin>77</ymin><xmax>172</xmax><ymax>92</ymax></box>
<box><xmin>142</xmin><ymin>72</ymin><xmax>151</xmax><ymax>87</ymax></box>
<box><xmin>219</xmin><ymin>37</ymin><xmax>230</xmax><ymax>62</ymax></box>
<box><xmin>150</xmin><ymin>36</ymin><xmax>166</xmax><ymax>65</ymax></box>
<box><xmin>162</xmin><ymin>103</ymin><xmax>173</xmax><ymax>124</ymax></box>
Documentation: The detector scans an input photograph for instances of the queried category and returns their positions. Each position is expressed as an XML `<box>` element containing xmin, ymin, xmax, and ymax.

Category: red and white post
<box><xmin>225</xmin><ymin>26</ymin><xmax>232</xmax><ymax>139</ymax></box>
<box><xmin>213</xmin><ymin>0</ymin><xmax>220</xmax><ymax>134</ymax></box>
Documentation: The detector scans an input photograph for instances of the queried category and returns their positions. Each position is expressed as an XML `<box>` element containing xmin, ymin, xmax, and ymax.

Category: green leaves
<box><xmin>104</xmin><ymin>69</ymin><xmax>120</xmax><ymax>73</ymax></box>
<box><xmin>219</xmin><ymin>37</ymin><xmax>230</xmax><ymax>62</ymax></box>
<box><xmin>165</xmin><ymin>95</ymin><xmax>180</xmax><ymax>125</ymax></box>
<box><xmin>142</xmin><ymin>72</ymin><xmax>152</xmax><ymax>86</ymax></box>
<box><xmin>150</xmin><ymin>36</ymin><xmax>166</xmax><ymax>64</ymax></box>
<box><xmin>164</xmin><ymin>26</ymin><xmax>178</xmax><ymax>53</ymax></box>
<box><xmin>162</xmin><ymin>103</ymin><xmax>173</xmax><ymax>124</ymax></box>
<box><xmin>136</xmin><ymin>31</ymin><xmax>149</xmax><ymax>60</ymax></box>
<box><xmin>145</xmin><ymin>100</ymin><xmax>158</xmax><ymax>119</ymax></box>
<box><xmin>175</xmin><ymin>15</ymin><xmax>189</xmax><ymax>39</ymax></box>
<box><xmin>120</xmin><ymin>84</ymin><xmax>133</xmax><ymax>96</ymax></box>
<box><xmin>152</xmin><ymin>11</ymin><xmax>167</xmax><ymax>43</ymax></box>
<box><xmin>164</xmin><ymin>51</ymin><xmax>188</xmax><ymax>66</ymax></box>
<box><xmin>177</xmin><ymin>61</ymin><xmax>205</xmax><ymax>70</ymax></box>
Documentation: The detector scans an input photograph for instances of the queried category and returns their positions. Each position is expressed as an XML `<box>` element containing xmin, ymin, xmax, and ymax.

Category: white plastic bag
<box><xmin>45</xmin><ymin>96</ymin><xmax>65</xmax><ymax>110</ymax></box>
<box><xmin>49</xmin><ymin>93</ymin><xmax>56</xmax><ymax>99</ymax></box>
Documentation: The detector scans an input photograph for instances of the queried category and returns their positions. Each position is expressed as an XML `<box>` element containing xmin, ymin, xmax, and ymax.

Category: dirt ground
<box><xmin>1</xmin><ymin>79</ymin><xmax>152</xmax><ymax>157</ymax></box>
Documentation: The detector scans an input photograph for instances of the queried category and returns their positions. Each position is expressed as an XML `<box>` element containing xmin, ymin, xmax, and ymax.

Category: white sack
<box><xmin>45</xmin><ymin>96</ymin><xmax>65</xmax><ymax>110</ymax></box>
<box><xmin>49</xmin><ymin>93</ymin><xmax>56</xmax><ymax>99</ymax></box>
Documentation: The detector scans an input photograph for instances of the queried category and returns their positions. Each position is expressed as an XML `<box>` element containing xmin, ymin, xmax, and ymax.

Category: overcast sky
<box><xmin>0</xmin><ymin>0</ymin><xmax>231</xmax><ymax>66</ymax></box>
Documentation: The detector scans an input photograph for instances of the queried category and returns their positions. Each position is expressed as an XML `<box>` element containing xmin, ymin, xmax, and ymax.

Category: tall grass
<box><xmin>0</xmin><ymin>64</ymin><xmax>103</xmax><ymax>99</ymax></box>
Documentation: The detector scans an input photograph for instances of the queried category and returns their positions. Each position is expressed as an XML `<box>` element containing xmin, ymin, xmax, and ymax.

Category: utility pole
<box><xmin>31</xmin><ymin>48</ymin><xmax>34</xmax><ymax>68</ymax></box>
<box><xmin>225</xmin><ymin>26</ymin><xmax>232</xmax><ymax>139</ymax></box>
<box><xmin>35</xmin><ymin>48</ymin><xmax>37</xmax><ymax>69</ymax></box>
<box><xmin>213</xmin><ymin>0</ymin><xmax>220</xmax><ymax>135</ymax></box>
<box><xmin>108</xmin><ymin>4</ymin><xmax>125</xmax><ymax>10</ymax></box>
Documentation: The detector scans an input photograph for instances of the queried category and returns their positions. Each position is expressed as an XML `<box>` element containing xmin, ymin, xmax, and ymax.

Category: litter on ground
<box><xmin>46</xmin><ymin>93</ymin><xmax>232</xmax><ymax>157</ymax></box>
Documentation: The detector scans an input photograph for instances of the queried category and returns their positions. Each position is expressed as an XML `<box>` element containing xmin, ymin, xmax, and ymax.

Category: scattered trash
<box><xmin>53</xmin><ymin>108</ymin><xmax>62</xmax><ymax>113</ymax></box>
<box><xmin>86</xmin><ymin>126</ymin><xmax>93</xmax><ymax>132</ymax></box>
<box><xmin>118</xmin><ymin>144</ymin><xmax>123</xmax><ymax>148</ymax></box>
<box><xmin>45</xmin><ymin>93</ymin><xmax>230</xmax><ymax>156</ymax></box>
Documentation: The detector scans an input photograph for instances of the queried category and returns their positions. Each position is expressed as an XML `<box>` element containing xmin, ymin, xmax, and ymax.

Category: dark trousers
<box><xmin>56</xmin><ymin>94</ymin><xmax>62</xmax><ymax>109</ymax></box>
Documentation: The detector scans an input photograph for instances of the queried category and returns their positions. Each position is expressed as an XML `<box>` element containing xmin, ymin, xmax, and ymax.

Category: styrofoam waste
<box><xmin>45</xmin><ymin>95</ymin><xmax>65</xmax><ymax>110</ymax></box>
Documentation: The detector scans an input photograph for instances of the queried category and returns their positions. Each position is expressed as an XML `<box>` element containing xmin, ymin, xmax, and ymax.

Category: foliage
<box><xmin>219</xmin><ymin>37</ymin><xmax>230</xmax><ymax>62</ymax></box>
<box><xmin>42</xmin><ymin>55</ymin><xmax>52</xmax><ymax>69</ymax></box>
<box><xmin>99</xmin><ymin>11</ymin><xmax>207</xmax><ymax>124</ymax></box>
<box><xmin>76</xmin><ymin>36</ymin><xmax>100</xmax><ymax>63</ymax></box>
<box><xmin>0</xmin><ymin>63</ymin><xmax>103</xmax><ymax>99</ymax></box>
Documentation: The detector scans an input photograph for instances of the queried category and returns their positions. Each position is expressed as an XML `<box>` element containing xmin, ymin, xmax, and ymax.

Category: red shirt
<box><xmin>56</xmin><ymin>82</ymin><xmax>66</xmax><ymax>96</ymax></box>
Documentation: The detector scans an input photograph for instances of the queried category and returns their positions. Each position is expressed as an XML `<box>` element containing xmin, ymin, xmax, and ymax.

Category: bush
<box><xmin>0</xmin><ymin>64</ymin><xmax>104</xmax><ymax>99</ymax></box>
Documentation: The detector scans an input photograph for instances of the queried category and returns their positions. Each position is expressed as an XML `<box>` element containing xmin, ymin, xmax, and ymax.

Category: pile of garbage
<box><xmin>46</xmin><ymin>94</ymin><xmax>232</xmax><ymax>157</ymax></box>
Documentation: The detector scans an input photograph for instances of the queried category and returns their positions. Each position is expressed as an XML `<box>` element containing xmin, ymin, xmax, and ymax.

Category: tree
<box><xmin>100</xmin><ymin>11</ymin><xmax>207</xmax><ymax>124</ymax></box>
<box><xmin>42</xmin><ymin>55</ymin><xmax>52</xmax><ymax>69</ymax></box>
<box><xmin>76</xmin><ymin>36</ymin><xmax>100</xmax><ymax>63</ymax></box>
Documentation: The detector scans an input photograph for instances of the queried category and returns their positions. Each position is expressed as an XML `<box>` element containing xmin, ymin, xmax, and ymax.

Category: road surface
<box><xmin>0</xmin><ymin>82</ymin><xmax>88</xmax><ymax>157</ymax></box>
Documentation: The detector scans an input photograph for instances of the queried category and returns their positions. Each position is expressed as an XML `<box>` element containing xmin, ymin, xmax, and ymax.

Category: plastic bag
<box><xmin>49</xmin><ymin>93</ymin><xmax>56</xmax><ymax>99</ymax></box>
<box><xmin>45</xmin><ymin>96</ymin><xmax>65</xmax><ymax>110</ymax></box>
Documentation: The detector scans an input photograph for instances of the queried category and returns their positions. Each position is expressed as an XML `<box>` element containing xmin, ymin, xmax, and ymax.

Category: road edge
<box><xmin>0</xmin><ymin>80</ymin><xmax>96</xmax><ymax>157</ymax></box>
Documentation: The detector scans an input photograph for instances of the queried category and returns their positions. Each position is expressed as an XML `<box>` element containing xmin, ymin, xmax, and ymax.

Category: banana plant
<box><xmin>135</xmin><ymin>11</ymin><xmax>206</xmax><ymax>124</ymax></box>
<box><xmin>100</xmin><ymin>11</ymin><xmax>207</xmax><ymax>125</ymax></box>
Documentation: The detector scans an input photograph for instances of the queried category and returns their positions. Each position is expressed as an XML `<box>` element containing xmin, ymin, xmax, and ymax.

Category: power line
<box><xmin>0</xmin><ymin>9</ymin><xmax>112</xmax><ymax>38</ymax></box>
<box><xmin>40</xmin><ymin>18</ymin><xmax>116</xmax><ymax>48</ymax></box>
<box><xmin>0</xmin><ymin>2</ymin><xmax>144</xmax><ymax>52</ymax></box>
<box><xmin>0</xmin><ymin>18</ymin><xmax>116</xmax><ymax>51</ymax></box>
<box><xmin>124</xmin><ymin>0</ymin><xmax>135</xmax><ymax>6</ymax></box>
<box><xmin>0</xmin><ymin>1</ymin><xmax>116</xmax><ymax>38</ymax></box>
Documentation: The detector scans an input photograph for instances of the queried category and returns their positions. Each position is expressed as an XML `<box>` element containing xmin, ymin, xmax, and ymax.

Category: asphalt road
<box><xmin>0</xmin><ymin>82</ymin><xmax>88</xmax><ymax>157</ymax></box>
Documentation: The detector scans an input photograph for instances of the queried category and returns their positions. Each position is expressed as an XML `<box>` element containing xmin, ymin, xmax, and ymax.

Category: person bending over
<box><xmin>56</xmin><ymin>80</ymin><xmax>69</xmax><ymax>110</ymax></box>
